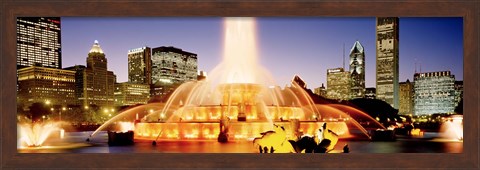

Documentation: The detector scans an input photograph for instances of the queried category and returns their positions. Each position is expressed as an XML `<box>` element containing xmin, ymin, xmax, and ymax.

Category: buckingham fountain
<box><xmin>85</xmin><ymin>17</ymin><xmax>383</xmax><ymax>148</ymax></box>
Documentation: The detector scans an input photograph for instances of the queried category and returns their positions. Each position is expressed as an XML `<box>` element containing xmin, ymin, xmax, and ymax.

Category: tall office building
<box><xmin>17</xmin><ymin>17</ymin><xmax>61</xmax><ymax>69</ymax></box>
<box><xmin>17</xmin><ymin>66</ymin><xmax>76</xmax><ymax>108</ymax></box>
<box><xmin>114</xmin><ymin>82</ymin><xmax>151</xmax><ymax>106</ymax></box>
<box><xmin>128</xmin><ymin>47</ymin><xmax>152</xmax><ymax>84</ymax></box>
<box><xmin>413</xmin><ymin>71</ymin><xmax>455</xmax><ymax>115</ymax></box>
<box><xmin>399</xmin><ymin>79</ymin><xmax>414</xmax><ymax>115</ymax></box>
<box><xmin>326</xmin><ymin>68</ymin><xmax>350</xmax><ymax>100</ymax></box>
<box><xmin>349</xmin><ymin>41</ymin><xmax>365</xmax><ymax>99</ymax></box>
<box><xmin>151</xmin><ymin>46</ymin><xmax>198</xmax><ymax>98</ymax></box>
<box><xmin>68</xmin><ymin>40</ymin><xmax>116</xmax><ymax>107</ymax></box>
<box><xmin>64</xmin><ymin>65</ymin><xmax>86</xmax><ymax>105</ymax></box>
<box><xmin>376</xmin><ymin>17</ymin><xmax>399</xmax><ymax>108</ymax></box>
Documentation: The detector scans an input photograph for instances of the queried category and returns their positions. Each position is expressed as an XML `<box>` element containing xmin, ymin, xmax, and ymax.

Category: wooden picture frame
<box><xmin>1</xmin><ymin>0</ymin><xmax>478</xmax><ymax>169</ymax></box>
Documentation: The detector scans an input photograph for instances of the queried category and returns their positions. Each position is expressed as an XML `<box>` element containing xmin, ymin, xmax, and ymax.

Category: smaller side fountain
<box><xmin>18</xmin><ymin>122</ymin><xmax>60</xmax><ymax>147</ymax></box>
<box><xmin>439</xmin><ymin>115</ymin><xmax>463</xmax><ymax>141</ymax></box>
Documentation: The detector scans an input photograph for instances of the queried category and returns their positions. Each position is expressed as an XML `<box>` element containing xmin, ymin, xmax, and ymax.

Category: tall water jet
<box><xmin>208</xmin><ymin>17</ymin><xmax>275</xmax><ymax>87</ymax></box>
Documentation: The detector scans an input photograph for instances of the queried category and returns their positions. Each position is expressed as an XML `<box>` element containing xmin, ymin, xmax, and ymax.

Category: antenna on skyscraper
<box><xmin>419</xmin><ymin>62</ymin><xmax>422</xmax><ymax>73</ymax></box>
<box><xmin>343</xmin><ymin>43</ymin><xmax>345</xmax><ymax>69</ymax></box>
<box><xmin>414</xmin><ymin>58</ymin><xmax>417</xmax><ymax>73</ymax></box>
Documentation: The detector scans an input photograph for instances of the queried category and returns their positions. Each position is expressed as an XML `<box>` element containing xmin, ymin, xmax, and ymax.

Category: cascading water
<box><xmin>90</xmin><ymin>17</ymin><xmax>384</xmax><ymax>144</ymax></box>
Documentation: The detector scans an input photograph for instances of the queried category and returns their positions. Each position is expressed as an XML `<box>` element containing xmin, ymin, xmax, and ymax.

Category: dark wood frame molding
<box><xmin>1</xmin><ymin>0</ymin><xmax>478</xmax><ymax>169</ymax></box>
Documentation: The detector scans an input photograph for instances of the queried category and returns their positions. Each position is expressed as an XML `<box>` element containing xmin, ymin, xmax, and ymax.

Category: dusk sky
<box><xmin>61</xmin><ymin>17</ymin><xmax>463</xmax><ymax>88</ymax></box>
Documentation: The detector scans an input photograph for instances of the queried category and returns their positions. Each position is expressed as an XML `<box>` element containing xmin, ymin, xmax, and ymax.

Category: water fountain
<box><xmin>18</xmin><ymin>122</ymin><xmax>61</xmax><ymax>147</ymax></box>
<box><xmin>439</xmin><ymin>115</ymin><xmax>463</xmax><ymax>141</ymax></box>
<box><xmin>89</xmin><ymin>18</ymin><xmax>384</xmax><ymax>148</ymax></box>
<box><xmin>132</xmin><ymin>18</ymin><xmax>382</xmax><ymax>144</ymax></box>
<box><xmin>18</xmin><ymin>120</ymin><xmax>92</xmax><ymax>152</ymax></box>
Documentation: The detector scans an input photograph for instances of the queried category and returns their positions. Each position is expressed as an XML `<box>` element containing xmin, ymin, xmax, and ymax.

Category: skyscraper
<box><xmin>17</xmin><ymin>17</ymin><xmax>61</xmax><ymax>69</ymax></box>
<box><xmin>349</xmin><ymin>40</ymin><xmax>365</xmax><ymax>99</ymax></box>
<box><xmin>376</xmin><ymin>17</ymin><xmax>399</xmax><ymax>108</ymax></box>
<box><xmin>70</xmin><ymin>40</ymin><xmax>117</xmax><ymax>107</ymax></box>
<box><xmin>413</xmin><ymin>71</ymin><xmax>455</xmax><ymax>115</ymax></box>
<box><xmin>151</xmin><ymin>46</ymin><xmax>198</xmax><ymax>99</ymax></box>
<box><xmin>399</xmin><ymin>79</ymin><xmax>414</xmax><ymax>115</ymax></box>
<box><xmin>128</xmin><ymin>47</ymin><xmax>152</xmax><ymax>84</ymax></box>
<box><xmin>326</xmin><ymin>68</ymin><xmax>350</xmax><ymax>100</ymax></box>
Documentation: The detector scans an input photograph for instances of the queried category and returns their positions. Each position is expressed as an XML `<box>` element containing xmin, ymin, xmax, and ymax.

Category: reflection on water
<box><xmin>18</xmin><ymin>131</ymin><xmax>462</xmax><ymax>153</ymax></box>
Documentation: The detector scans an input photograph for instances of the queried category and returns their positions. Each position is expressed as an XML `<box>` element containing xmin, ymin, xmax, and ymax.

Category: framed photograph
<box><xmin>2</xmin><ymin>0</ymin><xmax>478</xmax><ymax>169</ymax></box>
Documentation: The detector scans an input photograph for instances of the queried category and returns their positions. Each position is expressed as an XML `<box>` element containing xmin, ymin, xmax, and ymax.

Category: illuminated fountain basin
<box><xmin>133</xmin><ymin>82</ymin><xmax>378</xmax><ymax>141</ymax></box>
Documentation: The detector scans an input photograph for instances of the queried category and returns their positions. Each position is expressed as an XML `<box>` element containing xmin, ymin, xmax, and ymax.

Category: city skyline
<box><xmin>61</xmin><ymin>17</ymin><xmax>463</xmax><ymax>88</ymax></box>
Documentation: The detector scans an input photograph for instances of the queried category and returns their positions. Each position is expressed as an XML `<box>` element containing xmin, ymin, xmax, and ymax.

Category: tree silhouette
<box><xmin>454</xmin><ymin>98</ymin><xmax>463</xmax><ymax>114</ymax></box>
<box><xmin>348</xmin><ymin>98</ymin><xmax>401</xmax><ymax>126</ymax></box>
<box><xmin>28</xmin><ymin>102</ymin><xmax>51</xmax><ymax>123</ymax></box>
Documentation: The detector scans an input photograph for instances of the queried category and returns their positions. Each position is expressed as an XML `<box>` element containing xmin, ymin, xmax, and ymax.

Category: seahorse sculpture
<box><xmin>253</xmin><ymin>124</ymin><xmax>296</xmax><ymax>153</ymax></box>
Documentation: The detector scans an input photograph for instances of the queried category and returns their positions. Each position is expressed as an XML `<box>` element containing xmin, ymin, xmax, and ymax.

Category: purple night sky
<box><xmin>61</xmin><ymin>17</ymin><xmax>463</xmax><ymax>88</ymax></box>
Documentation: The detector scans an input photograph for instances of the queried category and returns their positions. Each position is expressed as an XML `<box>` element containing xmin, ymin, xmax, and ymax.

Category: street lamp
<box><xmin>60</xmin><ymin>107</ymin><xmax>66</xmax><ymax>122</ymax></box>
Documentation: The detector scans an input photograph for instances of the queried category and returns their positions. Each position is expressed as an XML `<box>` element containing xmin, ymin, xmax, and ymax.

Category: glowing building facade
<box><xmin>114</xmin><ymin>82</ymin><xmax>151</xmax><ymax>106</ymax></box>
<box><xmin>128</xmin><ymin>47</ymin><xmax>152</xmax><ymax>85</ymax></box>
<box><xmin>17</xmin><ymin>66</ymin><xmax>76</xmax><ymax>107</ymax></box>
<box><xmin>16</xmin><ymin>17</ymin><xmax>61</xmax><ymax>69</ymax></box>
<box><xmin>71</xmin><ymin>41</ymin><xmax>117</xmax><ymax>107</ymax></box>
<box><xmin>326</xmin><ymin>68</ymin><xmax>350</xmax><ymax>100</ymax></box>
<box><xmin>349</xmin><ymin>41</ymin><xmax>365</xmax><ymax>99</ymax></box>
<box><xmin>399</xmin><ymin>79</ymin><xmax>414</xmax><ymax>115</ymax></box>
<box><xmin>413</xmin><ymin>71</ymin><xmax>455</xmax><ymax>115</ymax></box>
<box><xmin>376</xmin><ymin>17</ymin><xmax>399</xmax><ymax>108</ymax></box>
<box><xmin>151</xmin><ymin>46</ymin><xmax>198</xmax><ymax>99</ymax></box>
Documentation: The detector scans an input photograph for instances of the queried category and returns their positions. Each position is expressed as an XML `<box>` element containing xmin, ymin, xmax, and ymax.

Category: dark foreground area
<box><xmin>18</xmin><ymin>131</ymin><xmax>463</xmax><ymax>153</ymax></box>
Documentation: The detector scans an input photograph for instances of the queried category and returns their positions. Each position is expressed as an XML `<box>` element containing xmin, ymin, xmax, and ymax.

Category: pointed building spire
<box><xmin>89</xmin><ymin>40</ymin><xmax>104</xmax><ymax>54</ymax></box>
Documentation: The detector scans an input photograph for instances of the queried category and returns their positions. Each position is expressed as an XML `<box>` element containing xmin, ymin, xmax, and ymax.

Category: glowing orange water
<box><xmin>18</xmin><ymin>122</ymin><xmax>60</xmax><ymax>147</ymax></box>
<box><xmin>440</xmin><ymin>115</ymin><xmax>463</xmax><ymax>141</ymax></box>
<box><xmin>90</xmin><ymin>18</ymin><xmax>382</xmax><ymax>143</ymax></box>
